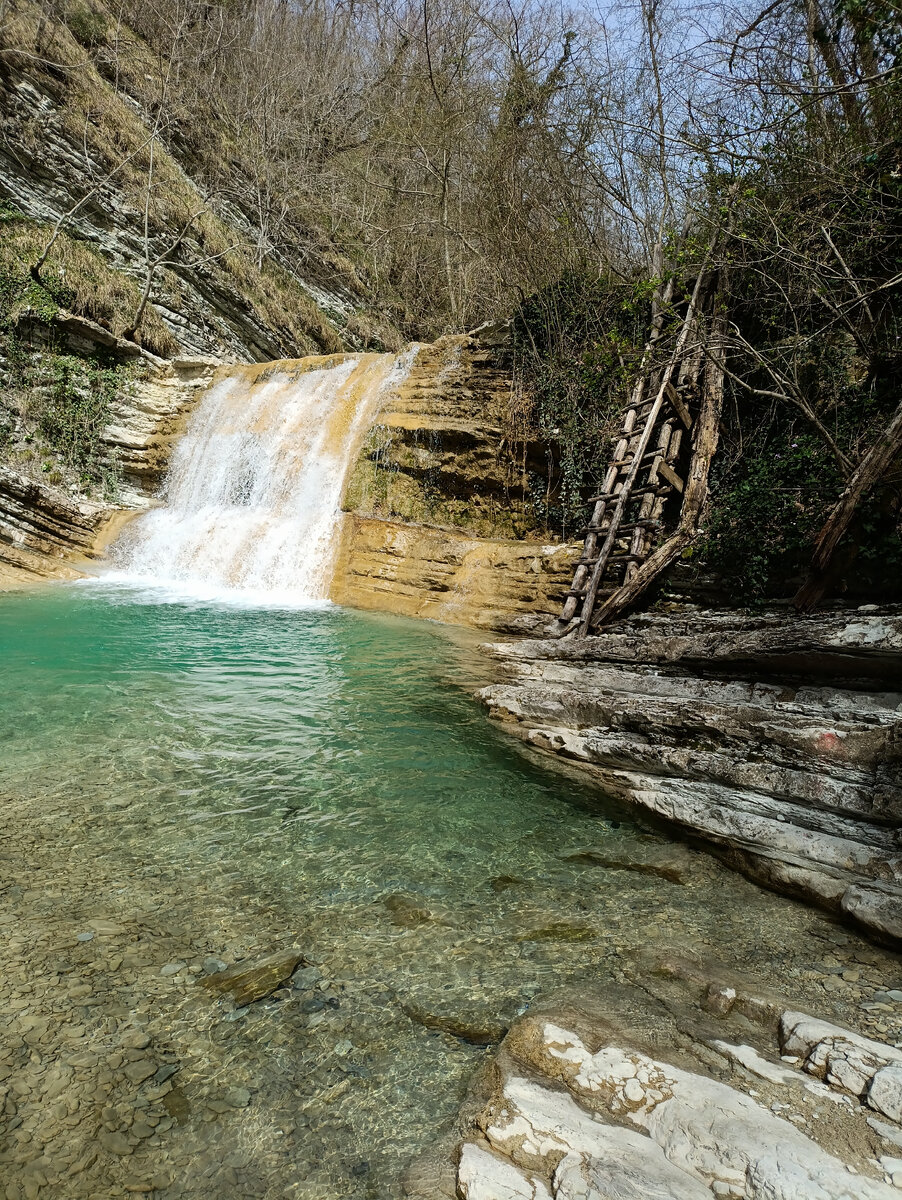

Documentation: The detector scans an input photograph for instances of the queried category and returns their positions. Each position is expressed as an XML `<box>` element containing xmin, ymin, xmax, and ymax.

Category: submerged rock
<box><xmin>560</xmin><ymin>845</ymin><xmax>696</xmax><ymax>884</ymax></box>
<box><xmin>490</xmin><ymin>875</ymin><xmax>528</xmax><ymax>893</ymax></box>
<box><xmin>383</xmin><ymin>893</ymin><xmax>434</xmax><ymax>928</ymax></box>
<box><xmin>518</xmin><ymin>923</ymin><xmax>596</xmax><ymax>943</ymax></box>
<box><xmin>400</xmin><ymin>997</ymin><xmax>512</xmax><ymax>1045</ymax></box>
<box><xmin>199</xmin><ymin>950</ymin><xmax>305</xmax><ymax>1007</ymax></box>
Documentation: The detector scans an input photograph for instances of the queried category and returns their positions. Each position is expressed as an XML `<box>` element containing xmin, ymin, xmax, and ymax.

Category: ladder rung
<box><xmin>619</xmin><ymin>519</ymin><xmax>661</xmax><ymax>533</ymax></box>
<box><xmin>587</xmin><ymin>485</ymin><xmax>659</xmax><ymax>504</ymax></box>
<box><xmin>615</xmin><ymin>552</ymin><xmax>647</xmax><ymax>563</ymax></box>
<box><xmin>624</xmin><ymin>398</ymin><xmax>656</xmax><ymax>416</ymax></box>
<box><xmin>610</xmin><ymin>450</ymin><xmax>659</xmax><ymax>470</ymax></box>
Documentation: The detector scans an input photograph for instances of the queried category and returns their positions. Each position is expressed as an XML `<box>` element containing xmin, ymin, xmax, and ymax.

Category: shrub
<box><xmin>66</xmin><ymin>4</ymin><xmax>108</xmax><ymax>49</ymax></box>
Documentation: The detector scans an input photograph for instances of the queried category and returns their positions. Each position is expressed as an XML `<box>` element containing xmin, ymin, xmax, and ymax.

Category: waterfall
<box><xmin>110</xmin><ymin>352</ymin><xmax>409</xmax><ymax>604</ymax></box>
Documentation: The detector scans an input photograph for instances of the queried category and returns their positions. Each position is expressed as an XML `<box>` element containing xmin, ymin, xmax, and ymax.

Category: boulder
<box><xmin>199</xmin><ymin>949</ymin><xmax>304</xmax><ymax>1007</ymax></box>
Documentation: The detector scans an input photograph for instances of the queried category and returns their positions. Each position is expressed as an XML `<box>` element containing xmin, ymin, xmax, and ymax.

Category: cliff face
<box><xmin>479</xmin><ymin>608</ymin><xmax>902</xmax><ymax>946</ymax></box>
<box><xmin>0</xmin><ymin>3</ymin><xmax>368</xmax><ymax>362</ymax></box>
<box><xmin>331</xmin><ymin>332</ymin><xmax>579</xmax><ymax>629</ymax></box>
<box><xmin>1</xmin><ymin>2</ymin><xmax>391</xmax><ymax>571</ymax></box>
<box><xmin>331</xmin><ymin>516</ymin><xmax>576</xmax><ymax>630</ymax></box>
<box><xmin>0</xmin><ymin>354</ymin><xmax>215</xmax><ymax>583</ymax></box>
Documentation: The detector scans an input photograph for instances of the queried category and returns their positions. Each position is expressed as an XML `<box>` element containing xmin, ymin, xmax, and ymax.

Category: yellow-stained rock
<box><xmin>330</xmin><ymin>514</ymin><xmax>578</xmax><ymax>630</ymax></box>
<box><xmin>342</xmin><ymin>333</ymin><xmax>547</xmax><ymax>542</ymax></box>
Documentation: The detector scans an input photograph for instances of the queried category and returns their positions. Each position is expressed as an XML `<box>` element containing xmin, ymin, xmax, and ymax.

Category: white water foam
<box><xmin>107</xmin><ymin>351</ymin><xmax>411</xmax><ymax>605</ymax></box>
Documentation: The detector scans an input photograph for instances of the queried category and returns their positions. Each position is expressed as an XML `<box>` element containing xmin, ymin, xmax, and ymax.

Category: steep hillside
<box><xmin>0</xmin><ymin>1</ymin><xmax>377</xmax><ymax>361</ymax></box>
<box><xmin>0</xmin><ymin>0</ymin><xmax>407</xmax><ymax>570</ymax></box>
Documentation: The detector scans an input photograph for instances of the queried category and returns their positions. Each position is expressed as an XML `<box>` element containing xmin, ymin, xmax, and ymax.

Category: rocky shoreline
<box><xmin>478</xmin><ymin>605</ymin><xmax>902</xmax><ymax>947</ymax></box>
<box><xmin>407</xmin><ymin>949</ymin><xmax>902</xmax><ymax>1198</ymax></box>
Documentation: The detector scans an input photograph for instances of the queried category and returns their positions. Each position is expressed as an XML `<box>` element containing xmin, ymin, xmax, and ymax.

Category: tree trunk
<box><xmin>794</xmin><ymin>398</ymin><xmax>902</xmax><ymax>612</ymax></box>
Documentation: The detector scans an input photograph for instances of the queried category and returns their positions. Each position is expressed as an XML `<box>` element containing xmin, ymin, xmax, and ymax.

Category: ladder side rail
<box><xmin>556</xmin><ymin>277</ymin><xmax>678</xmax><ymax>629</ymax></box>
<box><xmin>575</xmin><ymin>271</ymin><xmax>711</xmax><ymax>635</ymax></box>
<box><xmin>588</xmin><ymin>310</ymin><xmax>727</xmax><ymax>630</ymax></box>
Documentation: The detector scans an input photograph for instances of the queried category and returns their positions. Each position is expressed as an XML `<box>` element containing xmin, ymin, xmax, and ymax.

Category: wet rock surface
<box><xmin>0</xmin><ymin>465</ymin><xmax>114</xmax><ymax>584</ymax></box>
<box><xmin>398</xmin><ymin>997</ymin><xmax>513</xmax><ymax>1046</ymax></box>
<box><xmin>479</xmin><ymin>606</ymin><xmax>902</xmax><ymax>946</ymax></box>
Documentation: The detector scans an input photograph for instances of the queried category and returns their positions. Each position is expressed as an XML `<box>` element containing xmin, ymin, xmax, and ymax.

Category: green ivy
<box><xmin>35</xmin><ymin>353</ymin><xmax>127</xmax><ymax>488</ymax></box>
<box><xmin>2</xmin><ymin>332</ymin><xmax>131</xmax><ymax>496</ymax></box>
<box><xmin>702</xmin><ymin>428</ymin><xmax>841</xmax><ymax>598</ymax></box>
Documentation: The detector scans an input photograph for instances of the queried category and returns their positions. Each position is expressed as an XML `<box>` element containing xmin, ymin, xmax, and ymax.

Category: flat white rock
<box><xmin>540</xmin><ymin>1022</ymin><xmax>898</xmax><ymax>1199</ymax></box>
<box><xmin>458</xmin><ymin>1143</ymin><xmax>552</xmax><ymax>1200</ymax></box>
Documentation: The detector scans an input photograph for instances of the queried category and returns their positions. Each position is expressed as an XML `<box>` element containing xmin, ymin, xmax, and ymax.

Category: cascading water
<box><xmin>111</xmin><ymin>351</ymin><xmax>411</xmax><ymax>603</ymax></box>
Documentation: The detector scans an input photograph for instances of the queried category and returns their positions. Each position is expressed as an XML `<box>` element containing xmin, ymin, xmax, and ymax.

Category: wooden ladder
<box><xmin>556</xmin><ymin>273</ymin><xmax>715</xmax><ymax>636</ymax></box>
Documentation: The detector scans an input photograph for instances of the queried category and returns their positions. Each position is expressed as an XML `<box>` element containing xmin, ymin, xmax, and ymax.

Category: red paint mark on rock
<box><xmin>818</xmin><ymin>731</ymin><xmax>844</xmax><ymax>755</ymax></box>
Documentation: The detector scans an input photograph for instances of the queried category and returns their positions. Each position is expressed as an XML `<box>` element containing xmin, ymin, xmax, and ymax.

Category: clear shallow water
<box><xmin>0</xmin><ymin>584</ymin><xmax>874</xmax><ymax>1198</ymax></box>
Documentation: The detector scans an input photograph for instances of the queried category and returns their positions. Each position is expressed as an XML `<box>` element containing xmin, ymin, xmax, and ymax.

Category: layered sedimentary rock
<box><xmin>0</xmin><ymin>53</ymin><xmax>353</xmax><ymax>360</ymax></box>
<box><xmin>342</xmin><ymin>331</ymin><xmax>536</xmax><ymax>540</ymax></box>
<box><xmin>0</xmin><ymin>465</ymin><xmax>117</xmax><ymax>584</ymax></box>
<box><xmin>0</xmin><ymin>357</ymin><xmax>215</xmax><ymax>582</ymax></box>
<box><xmin>406</xmin><ymin>958</ymin><xmax>902</xmax><ymax>1199</ymax></box>
<box><xmin>479</xmin><ymin>608</ymin><xmax>902</xmax><ymax>944</ymax></box>
<box><xmin>104</xmin><ymin>357</ymin><xmax>219</xmax><ymax>498</ymax></box>
<box><xmin>333</xmin><ymin>331</ymin><xmax>579</xmax><ymax>628</ymax></box>
<box><xmin>331</xmin><ymin>515</ymin><xmax>577</xmax><ymax>629</ymax></box>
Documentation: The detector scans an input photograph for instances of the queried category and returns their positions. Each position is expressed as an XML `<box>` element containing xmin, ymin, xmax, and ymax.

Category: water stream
<box><xmin>111</xmin><ymin>353</ymin><xmax>409</xmax><ymax>603</ymax></box>
<box><xmin>1</xmin><ymin>357</ymin><xmax>894</xmax><ymax>1197</ymax></box>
